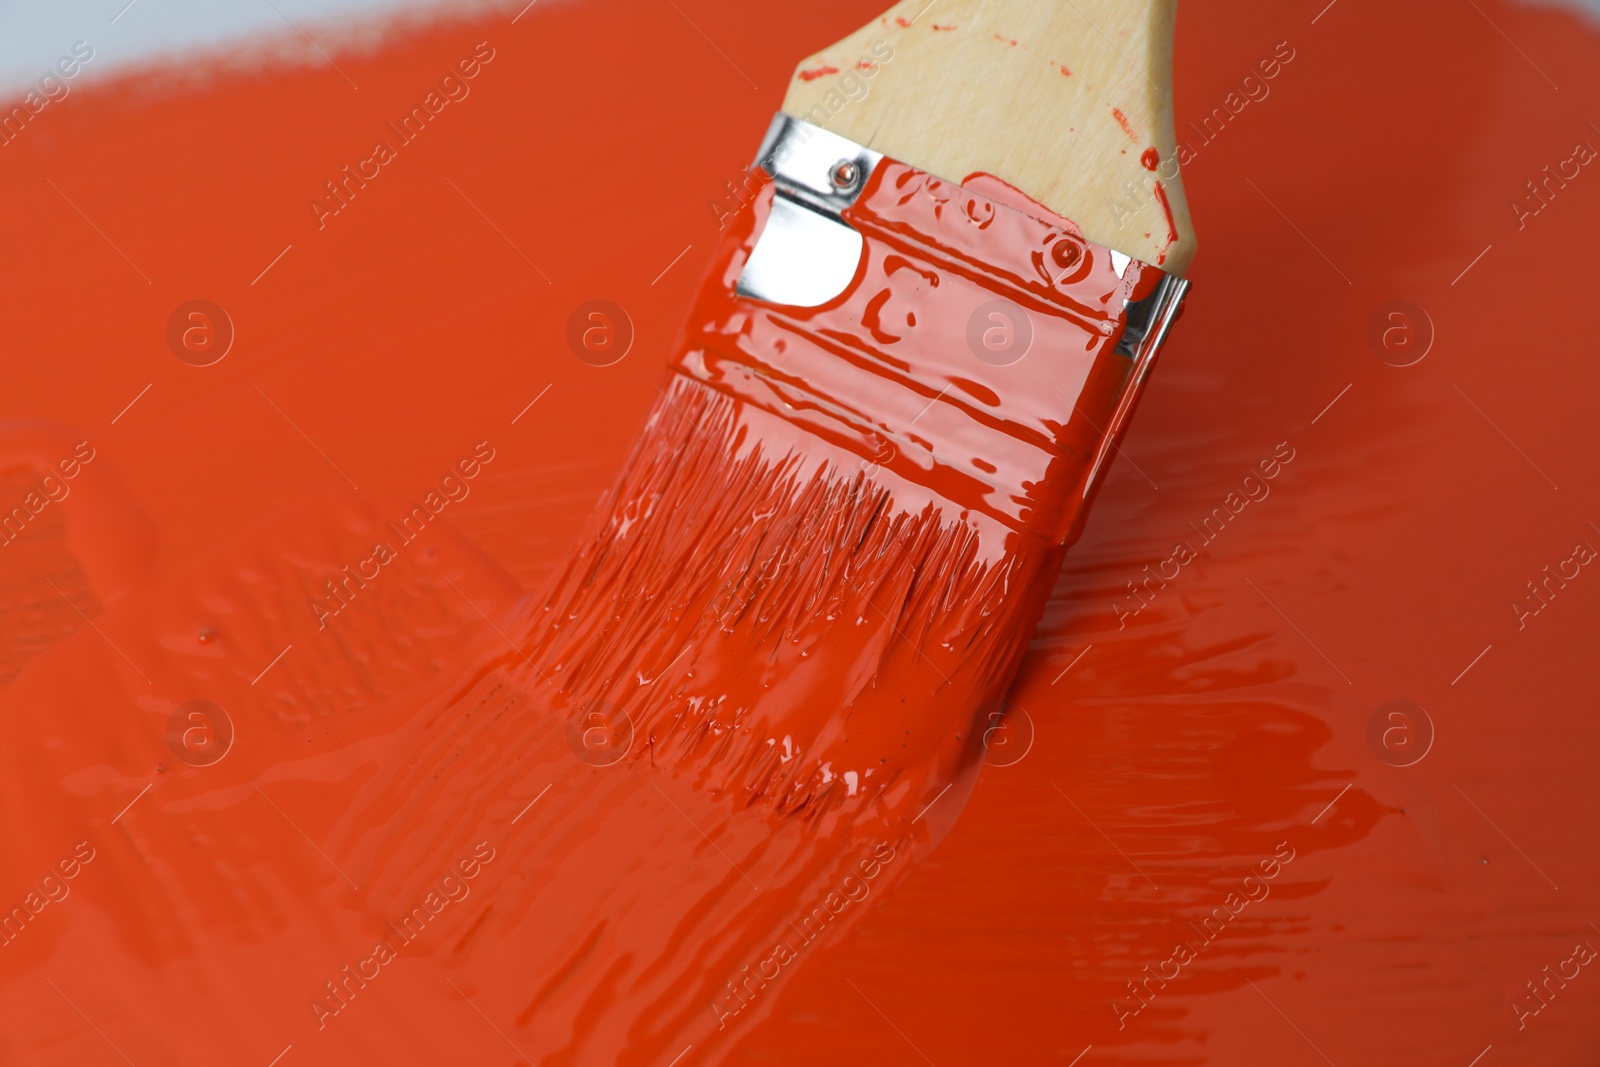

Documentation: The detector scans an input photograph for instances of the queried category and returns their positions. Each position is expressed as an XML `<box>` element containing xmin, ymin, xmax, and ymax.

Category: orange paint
<box><xmin>1111</xmin><ymin>106</ymin><xmax>1139</xmax><ymax>143</ymax></box>
<box><xmin>795</xmin><ymin>65</ymin><xmax>840</xmax><ymax>81</ymax></box>
<box><xmin>0</xmin><ymin>0</ymin><xmax>1598</xmax><ymax>1065</ymax></box>
<box><xmin>1151</xmin><ymin>180</ymin><xmax>1177</xmax><ymax>263</ymax></box>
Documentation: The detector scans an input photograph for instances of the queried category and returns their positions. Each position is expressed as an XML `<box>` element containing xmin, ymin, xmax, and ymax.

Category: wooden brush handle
<box><xmin>782</xmin><ymin>0</ymin><xmax>1195</xmax><ymax>273</ymax></box>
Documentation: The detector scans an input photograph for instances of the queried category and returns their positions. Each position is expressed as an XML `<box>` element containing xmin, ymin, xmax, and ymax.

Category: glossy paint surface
<box><xmin>0</xmin><ymin>1</ymin><xmax>1597</xmax><ymax>1065</ymax></box>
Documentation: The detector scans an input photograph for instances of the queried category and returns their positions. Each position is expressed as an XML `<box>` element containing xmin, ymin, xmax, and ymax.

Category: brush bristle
<box><xmin>513</xmin><ymin>158</ymin><xmax>1172</xmax><ymax>826</ymax></box>
<box><xmin>515</xmin><ymin>375</ymin><xmax>1057</xmax><ymax>821</ymax></box>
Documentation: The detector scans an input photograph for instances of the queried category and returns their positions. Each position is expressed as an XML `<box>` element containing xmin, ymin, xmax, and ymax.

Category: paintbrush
<box><xmin>525</xmin><ymin>0</ymin><xmax>1194</xmax><ymax>821</ymax></box>
<box><xmin>477</xmin><ymin>8</ymin><xmax>1197</xmax><ymax>1050</ymax></box>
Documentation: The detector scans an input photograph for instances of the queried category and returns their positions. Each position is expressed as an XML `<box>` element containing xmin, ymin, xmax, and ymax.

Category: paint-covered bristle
<box><xmin>517</xmin><ymin>376</ymin><xmax>1051</xmax><ymax>822</ymax></box>
<box><xmin>513</xmin><ymin>161</ymin><xmax>1174</xmax><ymax>826</ymax></box>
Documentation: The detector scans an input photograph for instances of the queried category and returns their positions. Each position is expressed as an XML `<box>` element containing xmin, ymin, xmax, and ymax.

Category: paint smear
<box><xmin>1111</xmin><ymin>106</ymin><xmax>1139</xmax><ymax>143</ymax></box>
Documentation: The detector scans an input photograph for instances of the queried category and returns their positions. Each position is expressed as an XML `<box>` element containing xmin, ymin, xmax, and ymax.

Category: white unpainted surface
<box><xmin>0</xmin><ymin>0</ymin><xmax>514</xmax><ymax>95</ymax></box>
<box><xmin>0</xmin><ymin>0</ymin><xmax>1591</xmax><ymax>96</ymax></box>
